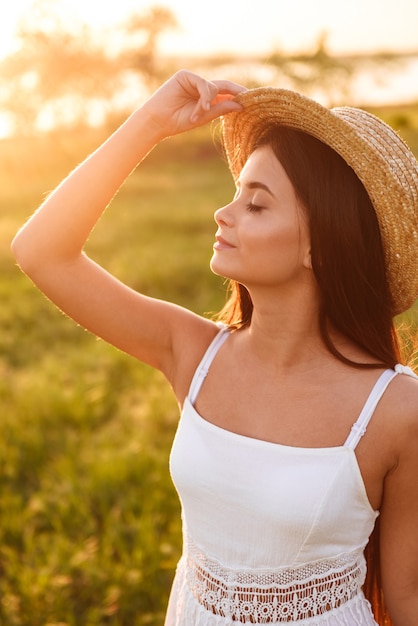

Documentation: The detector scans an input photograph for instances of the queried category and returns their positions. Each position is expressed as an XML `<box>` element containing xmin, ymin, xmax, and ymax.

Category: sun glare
<box><xmin>2</xmin><ymin>0</ymin><xmax>418</xmax><ymax>61</ymax></box>
<box><xmin>1</xmin><ymin>0</ymin><xmax>418</xmax><ymax>138</ymax></box>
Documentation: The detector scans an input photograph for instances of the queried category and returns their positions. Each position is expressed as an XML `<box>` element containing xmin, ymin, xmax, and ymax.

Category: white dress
<box><xmin>165</xmin><ymin>326</ymin><xmax>416</xmax><ymax>625</ymax></box>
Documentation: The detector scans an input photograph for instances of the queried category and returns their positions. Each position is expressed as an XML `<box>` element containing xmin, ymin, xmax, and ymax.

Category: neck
<box><xmin>244</xmin><ymin>285</ymin><xmax>375</xmax><ymax>372</ymax></box>
<box><xmin>249</xmin><ymin>314</ymin><xmax>324</xmax><ymax>371</ymax></box>
<box><xmin>244</xmin><ymin>283</ymin><xmax>327</xmax><ymax>371</ymax></box>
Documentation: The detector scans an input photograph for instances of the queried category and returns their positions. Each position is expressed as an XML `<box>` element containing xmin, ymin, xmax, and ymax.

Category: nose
<box><xmin>214</xmin><ymin>201</ymin><xmax>235</xmax><ymax>227</ymax></box>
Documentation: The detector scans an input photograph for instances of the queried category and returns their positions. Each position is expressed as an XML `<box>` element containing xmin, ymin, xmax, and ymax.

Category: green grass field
<box><xmin>0</xmin><ymin>107</ymin><xmax>417</xmax><ymax>625</ymax></box>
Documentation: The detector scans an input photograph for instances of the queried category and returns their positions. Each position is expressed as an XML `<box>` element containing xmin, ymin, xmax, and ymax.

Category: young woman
<box><xmin>12</xmin><ymin>70</ymin><xmax>418</xmax><ymax>625</ymax></box>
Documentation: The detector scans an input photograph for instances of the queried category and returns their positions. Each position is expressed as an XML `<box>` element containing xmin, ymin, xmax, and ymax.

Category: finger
<box><xmin>199</xmin><ymin>80</ymin><xmax>221</xmax><ymax>111</ymax></box>
<box><xmin>211</xmin><ymin>93</ymin><xmax>241</xmax><ymax>106</ymax></box>
<box><xmin>189</xmin><ymin>80</ymin><xmax>218</xmax><ymax>121</ymax></box>
<box><xmin>190</xmin><ymin>98</ymin><xmax>243</xmax><ymax>126</ymax></box>
<box><xmin>211</xmin><ymin>79</ymin><xmax>247</xmax><ymax>96</ymax></box>
<box><xmin>191</xmin><ymin>80</ymin><xmax>246</xmax><ymax>122</ymax></box>
<box><xmin>209</xmin><ymin>99</ymin><xmax>244</xmax><ymax>117</ymax></box>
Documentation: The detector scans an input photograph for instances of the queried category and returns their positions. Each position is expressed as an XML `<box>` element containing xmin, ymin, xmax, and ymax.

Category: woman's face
<box><xmin>211</xmin><ymin>145</ymin><xmax>311</xmax><ymax>292</ymax></box>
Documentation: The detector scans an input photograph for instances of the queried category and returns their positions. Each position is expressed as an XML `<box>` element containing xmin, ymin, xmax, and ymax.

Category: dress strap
<box><xmin>394</xmin><ymin>363</ymin><xmax>418</xmax><ymax>378</ymax></box>
<box><xmin>188</xmin><ymin>325</ymin><xmax>230</xmax><ymax>405</ymax></box>
<box><xmin>345</xmin><ymin>364</ymin><xmax>418</xmax><ymax>449</ymax></box>
<box><xmin>344</xmin><ymin>369</ymin><xmax>398</xmax><ymax>449</ymax></box>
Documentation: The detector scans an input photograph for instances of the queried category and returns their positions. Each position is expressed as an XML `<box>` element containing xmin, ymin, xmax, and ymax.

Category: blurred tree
<box><xmin>0</xmin><ymin>0</ymin><xmax>119</xmax><ymax>134</ymax></box>
<box><xmin>0</xmin><ymin>1</ymin><xmax>413</xmax><ymax>136</ymax></box>
<box><xmin>264</xmin><ymin>32</ymin><xmax>402</xmax><ymax>105</ymax></box>
<box><xmin>0</xmin><ymin>1</ymin><xmax>178</xmax><ymax>134</ymax></box>
<box><xmin>120</xmin><ymin>5</ymin><xmax>179</xmax><ymax>88</ymax></box>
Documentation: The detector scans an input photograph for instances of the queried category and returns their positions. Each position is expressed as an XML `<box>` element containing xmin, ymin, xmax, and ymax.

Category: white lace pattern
<box><xmin>185</xmin><ymin>537</ymin><xmax>367</xmax><ymax>623</ymax></box>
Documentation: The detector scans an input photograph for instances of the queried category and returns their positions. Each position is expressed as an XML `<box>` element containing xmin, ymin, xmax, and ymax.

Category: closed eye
<box><xmin>246</xmin><ymin>202</ymin><xmax>264</xmax><ymax>213</ymax></box>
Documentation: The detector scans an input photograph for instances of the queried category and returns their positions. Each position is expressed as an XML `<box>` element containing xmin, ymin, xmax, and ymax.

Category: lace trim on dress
<box><xmin>185</xmin><ymin>537</ymin><xmax>367</xmax><ymax>623</ymax></box>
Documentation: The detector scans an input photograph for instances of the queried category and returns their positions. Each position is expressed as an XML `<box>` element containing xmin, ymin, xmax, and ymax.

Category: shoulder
<box><xmin>386</xmin><ymin>367</ymin><xmax>418</xmax><ymax>418</ymax></box>
<box><xmin>382</xmin><ymin>368</ymin><xmax>418</xmax><ymax>460</ymax></box>
<box><xmin>169</xmin><ymin>314</ymin><xmax>228</xmax><ymax>403</ymax></box>
<box><xmin>363</xmin><ymin>368</ymin><xmax>418</xmax><ymax>478</ymax></box>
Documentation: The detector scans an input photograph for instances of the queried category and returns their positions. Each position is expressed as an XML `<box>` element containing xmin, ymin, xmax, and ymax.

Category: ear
<box><xmin>303</xmin><ymin>248</ymin><xmax>312</xmax><ymax>270</ymax></box>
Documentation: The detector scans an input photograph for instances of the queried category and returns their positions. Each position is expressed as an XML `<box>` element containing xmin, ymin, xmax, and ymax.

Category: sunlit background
<box><xmin>2</xmin><ymin>0</ymin><xmax>418</xmax><ymax>57</ymax></box>
<box><xmin>1</xmin><ymin>0</ymin><xmax>418</xmax><ymax>137</ymax></box>
<box><xmin>1</xmin><ymin>3</ymin><xmax>418</xmax><ymax>624</ymax></box>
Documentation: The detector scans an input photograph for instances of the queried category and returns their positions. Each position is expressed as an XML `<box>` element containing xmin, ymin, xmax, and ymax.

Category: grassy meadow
<box><xmin>0</xmin><ymin>106</ymin><xmax>417</xmax><ymax>625</ymax></box>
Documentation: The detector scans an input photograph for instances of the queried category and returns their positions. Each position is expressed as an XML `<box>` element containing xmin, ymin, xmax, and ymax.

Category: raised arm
<box><xmin>11</xmin><ymin>70</ymin><xmax>244</xmax><ymax>389</ymax></box>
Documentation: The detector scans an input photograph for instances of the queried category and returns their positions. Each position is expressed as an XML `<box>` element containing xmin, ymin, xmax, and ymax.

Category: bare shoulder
<box><xmin>168</xmin><ymin>310</ymin><xmax>225</xmax><ymax>403</ymax></box>
<box><xmin>383</xmin><ymin>371</ymin><xmax>418</xmax><ymax>451</ymax></box>
<box><xmin>386</xmin><ymin>370</ymin><xmax>418</xmax><ymax>429</ymax></box>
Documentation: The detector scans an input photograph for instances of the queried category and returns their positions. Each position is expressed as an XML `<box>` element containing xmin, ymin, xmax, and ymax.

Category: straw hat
<box><xmin>221</xmin><ymin>88</ymin><xmax>418</xmax><ymax>315</ymax></box>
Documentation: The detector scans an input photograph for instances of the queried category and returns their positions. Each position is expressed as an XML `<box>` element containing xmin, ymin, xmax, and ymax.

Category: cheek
<box><xmin>248</xmin><ymin>221</ymin><xmax>301</xmax><ymax>254</ymax></box>
<box><xmin>248</xmin><ymin>221</ymin><xmax>310</xmax><ymax>279</ymax></box>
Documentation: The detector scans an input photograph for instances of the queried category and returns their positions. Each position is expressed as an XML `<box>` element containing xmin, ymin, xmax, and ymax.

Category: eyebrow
<box><xmin>239</xmin><ymin>181</ymin><xmax>276</xmax><ymax>198</ymax></box>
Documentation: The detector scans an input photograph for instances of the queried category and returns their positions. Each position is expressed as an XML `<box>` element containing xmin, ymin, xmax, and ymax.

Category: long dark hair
<box><xmin>217</xmin><ymin>126</ymin><xmax>401</xmax><ymax>623</ymax></box>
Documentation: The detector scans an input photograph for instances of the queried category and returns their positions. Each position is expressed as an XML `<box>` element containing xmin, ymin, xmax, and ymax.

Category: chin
<box><xmin>210</xmin><ymin>257</ymin><xmax>232</xmax><ymax>280</ymax></box>
<box><xmin>209</xmin><ymin>256</ymin><xmax>221</xmax><ymax>275</ymax></box>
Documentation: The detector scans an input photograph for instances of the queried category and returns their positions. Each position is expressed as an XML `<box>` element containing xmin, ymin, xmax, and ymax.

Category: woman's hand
<box><xmin>141</xmin><ymin>69</ymin><xmax>246</xmax><ymax>140</ymax></box>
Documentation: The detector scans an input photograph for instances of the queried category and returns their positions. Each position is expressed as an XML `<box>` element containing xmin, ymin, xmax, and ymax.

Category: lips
<box><xmin>214</xmin><ymin>235</ymin><xmax>235</xmax><ymax>250</ymax></box>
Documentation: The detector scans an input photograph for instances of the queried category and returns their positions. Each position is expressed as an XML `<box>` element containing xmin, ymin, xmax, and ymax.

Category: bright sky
<box><xmin>1</xmin><ymin>0</ymin><xmax>418</xmax><ymax>59</ymax></box>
